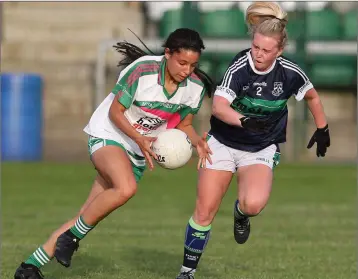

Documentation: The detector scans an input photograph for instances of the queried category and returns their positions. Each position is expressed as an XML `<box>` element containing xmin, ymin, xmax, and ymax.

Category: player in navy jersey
<box><xmin>175</xmin><ymin>2</ymin><xmax>330</xmax><ymax>278</ymax></box>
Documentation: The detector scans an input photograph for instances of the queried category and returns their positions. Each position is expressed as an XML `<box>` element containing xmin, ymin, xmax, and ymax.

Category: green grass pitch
<box><xmin>1</xmin><ymin>161</ymin><xmax>356</xmax><ymax>279</ymax></box>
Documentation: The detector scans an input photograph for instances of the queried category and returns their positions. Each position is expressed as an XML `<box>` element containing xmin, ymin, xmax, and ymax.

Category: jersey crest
<box><xmin>272</xmin><ymin>82</ymin><xmax>284</xmax><ymax>96</ymax></box>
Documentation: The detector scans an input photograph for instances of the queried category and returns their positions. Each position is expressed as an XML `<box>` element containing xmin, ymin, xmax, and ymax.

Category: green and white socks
<box><xmin>24</xmin><ymin>246</ymin><xmax>51</xmax><ymax>268</ymax></box>
<box><xmin>24</xmin><ymin>216</ymin><xmax>94</xmax><ymax>270</ymax></box>
<box><xmin>69</xmin><ymin>215</ymin><xmax>95</xmax><ymax>239</ymax></box>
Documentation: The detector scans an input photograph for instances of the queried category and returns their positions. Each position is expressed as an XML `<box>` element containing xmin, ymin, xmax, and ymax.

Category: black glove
<box><xmin>239</xmin><ymin>116</ymin><xmax>270</xmax><ymax>133</ymax></box>
<box><xmin>240</xmin><ymin>109</ymin><xmax>286</xmax><ymax>133</ymax></box>
<box><xmin>307</xmin><ymin>124</ymin><xmax>330</xmax><ymax>157</ymax></box>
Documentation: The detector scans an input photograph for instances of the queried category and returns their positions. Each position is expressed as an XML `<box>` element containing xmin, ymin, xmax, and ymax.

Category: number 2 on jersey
<box><xmin>256</xmin><ymin>86</ymin><xmax>262</xmax><ymax>96</ymax></box>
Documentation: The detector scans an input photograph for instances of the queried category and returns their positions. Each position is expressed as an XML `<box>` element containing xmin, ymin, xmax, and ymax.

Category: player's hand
<box><xmin>196</xmin><ymin>132</ymin><xmax>213</xmax><ymax>170</ymax></box>
<box><xmin>134</xmin><ymin>135</ymin><xmax>158</xmax><ymax>170</ymax></box>
<box><xmin>307</xmin><ymin>124</ymin><xmax>330</xmax><ymax>157</ymax></box>
<box><xmin>239</xmin><ymin>116</ymin><xmax>270</xmax><ymax>133</ymax></box>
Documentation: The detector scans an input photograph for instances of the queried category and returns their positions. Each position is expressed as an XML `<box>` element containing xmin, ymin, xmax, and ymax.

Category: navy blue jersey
<box><xmin>210</xmin><ymin>48</ymin><xmax>313</xmax><ymax>152</ymax></box>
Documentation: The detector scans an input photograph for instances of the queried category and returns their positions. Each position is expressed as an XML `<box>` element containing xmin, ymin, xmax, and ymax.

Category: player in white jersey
<box><xmin>14</xmin><ymin>28</ymin><xmax>214</xmax><ymax>279</ymax></box>
<box><xmin>175</xmin><ymin>3</ymin><xmax>330</xmax><ymax>279</ymax></box>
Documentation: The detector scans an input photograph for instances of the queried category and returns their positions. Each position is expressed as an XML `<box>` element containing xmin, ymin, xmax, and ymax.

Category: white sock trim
<box><xmin>180</xmin><ymin>266</ymin><xmax>196</xmax><ymax>273</ymax></box>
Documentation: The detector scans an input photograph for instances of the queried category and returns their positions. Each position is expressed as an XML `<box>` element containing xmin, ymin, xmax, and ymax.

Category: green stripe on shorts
<box><xmin>273</xmin><ymin>152</ymin><xmax>281</xmax><ymax>169</ymax></box>
<box><xmin>87</xmin><ymin>136</ymin><xmax>146</xmax><ymax>182</ymax></box>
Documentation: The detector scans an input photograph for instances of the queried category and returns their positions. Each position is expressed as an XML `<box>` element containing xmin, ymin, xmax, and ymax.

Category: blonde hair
<box><xmin>246</xmin><ymin>2</ymin><xmax>288</xmax><ymax>48</ymax></box>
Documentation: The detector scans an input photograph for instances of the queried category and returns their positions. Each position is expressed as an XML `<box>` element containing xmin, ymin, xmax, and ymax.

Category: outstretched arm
<box><xmin>304</xmin><ymin>88</ymin><xmax>330</xmax><ymax>157</ymax></box>
<box><xmin>304</xmin><ymin>88</ymin><xmax>328</xmax><ymax>128</ymax></box>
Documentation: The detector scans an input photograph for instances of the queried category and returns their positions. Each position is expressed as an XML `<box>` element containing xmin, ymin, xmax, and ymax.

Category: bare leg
<box><xmin>79</xmin><ymin>145</ymin><xmax>138</xmax><ymax>225</ymax></box>
<box><xmin>237</xmin><ymin>164</ymin><xmax>273</xmax><ymax>216</ymax></box>
<box><xmin>233</xmin><ymin>164</ymin><xmax>273</xmax><ymax>244</ymax></box>
<box><xmin>178</xmin><ymin>168</ymin><xmax>233</xmax><ymax>275</ymax></box>
<box><xmin>193</xmin><ymin>168</ymin><xmax>233</xmax><ymax>226</ymax></box>
<box><xmin>41</xmin><ymin>175</ymin><xmax>110</xmax><ymax>257</ymax></box>
<box><xmin>15</xmin><ymin>145</ymin><xmax>139</xmax><ymax>276</ymax></box>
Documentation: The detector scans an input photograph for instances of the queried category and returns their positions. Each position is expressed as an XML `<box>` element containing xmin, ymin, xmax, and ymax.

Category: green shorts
<box><xmin>87</xmin><ymin>136</ymin><xmax>146</xmax><ymax>182</ymax></box>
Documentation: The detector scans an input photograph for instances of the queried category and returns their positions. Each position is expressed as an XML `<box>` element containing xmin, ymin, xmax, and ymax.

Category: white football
<box><xmin>151</xmin><ymin>129</ymin><xmax>193</xmax><ymax>169</ymax></box>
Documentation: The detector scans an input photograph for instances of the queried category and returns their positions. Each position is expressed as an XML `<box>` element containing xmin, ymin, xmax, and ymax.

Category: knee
<box><xmin>119</xmin><ymin>185</ymin><xmax>137</xmax><ymax>202</ymax></box>
<box><xmin>111</xmin><ymin>180</ymin><xmax>137</xmax><ymax>206</ymax></box>
<box><xmin>193</xmin><ymin>205</ymin><xmax>215</xmax><ymax>226</ymax></box>
<box><xmin>239</xmin><ymin>199</ymin><xmax>265</xmax><ymax>216</ymax></box>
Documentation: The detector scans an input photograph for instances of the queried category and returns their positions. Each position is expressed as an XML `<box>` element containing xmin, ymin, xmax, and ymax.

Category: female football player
<box><xmin>175</xmin><ymin>2</ymin><xmax>330</xmax><ymax>278</ymax></box>
<box><xmin>14</xmin><ymin>28</ymin><xmax>214</xmax><ymax>279</ymax></box>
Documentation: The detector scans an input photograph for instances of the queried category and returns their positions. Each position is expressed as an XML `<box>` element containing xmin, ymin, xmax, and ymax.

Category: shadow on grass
<box><xmin>41</xmin><ymin>246</ymin><xmax>223</xmax><ymax>278</ymax></box>
<box><xmin>119</xmin><ymin>246</ymin><xmax>221</xmax><ymax>278</ymax></box>
<box><xmin>42</xmin><ymin>252</ymin><xmax>119</xmax><ymax>279</ymax></box>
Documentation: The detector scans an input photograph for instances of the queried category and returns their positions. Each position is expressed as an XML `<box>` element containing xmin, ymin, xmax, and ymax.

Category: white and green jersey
<box><xmin>84</xmin><ymin>55</ymin><xmax>206</xmax><ymax>156</ymax></box>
